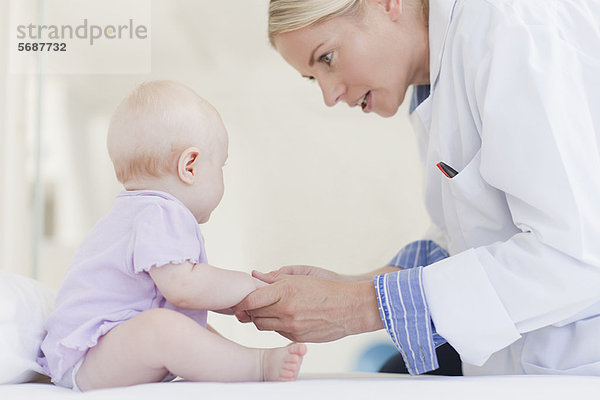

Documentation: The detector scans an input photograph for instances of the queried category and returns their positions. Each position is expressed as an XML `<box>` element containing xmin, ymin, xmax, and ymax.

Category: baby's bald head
<box><xmin>107</xmin><ymin>80</ymin><xmax>225</xmax><ymax>186</ymax></box>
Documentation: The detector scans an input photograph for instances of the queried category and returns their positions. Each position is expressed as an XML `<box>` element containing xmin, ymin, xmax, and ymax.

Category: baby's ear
<box><xmin>177</xmin><ymin>147</ymin><xmax>201</xmax><ymax>184</ymax></box>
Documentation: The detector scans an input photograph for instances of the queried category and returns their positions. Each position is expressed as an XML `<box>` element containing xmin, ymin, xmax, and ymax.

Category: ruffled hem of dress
<box><xmin>133</xmin><ymin>257</ymin><xmax>202</xmax><ymax>274</ymax></box>
<box><xmin>46</xmin><ymin>316</ymin><xmax>133</xmax><ymax>382</ymax></box>
<box><xmin>60</xmin><ymin>319</ymin><xmax>122</xmax><ymax>351</ymax></box>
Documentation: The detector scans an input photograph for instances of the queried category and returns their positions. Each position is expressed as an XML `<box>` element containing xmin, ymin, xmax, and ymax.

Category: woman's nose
<box><xmin>319</xmin><ymin>79</ymin><xmax>345</xmax><ymax>107</ymax></box>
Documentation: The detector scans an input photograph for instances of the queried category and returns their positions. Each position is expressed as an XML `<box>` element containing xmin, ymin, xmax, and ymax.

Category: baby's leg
<box><xmin>76</xmin><ymin>308</ymin><xmax>306</xmax><ymax>391</ymax></box>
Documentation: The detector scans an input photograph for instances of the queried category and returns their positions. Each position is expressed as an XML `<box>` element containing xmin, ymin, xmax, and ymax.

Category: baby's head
<box><xmin>107</xmin><ymin>80</ymin><xmax>228</xmax><ymax>223</ymax></box>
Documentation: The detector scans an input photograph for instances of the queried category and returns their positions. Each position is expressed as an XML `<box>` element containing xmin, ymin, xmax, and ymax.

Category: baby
<box><xmin>38</xmin><ymin>81</ymin><xmax>306</xmax><ymax>391</ymax></box>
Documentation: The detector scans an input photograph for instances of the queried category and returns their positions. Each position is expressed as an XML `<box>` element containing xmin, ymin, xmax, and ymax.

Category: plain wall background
<box><xmin>1</xmin><ymin>0</ymin><xmax>431</xmax><ymax>374</ymax></box>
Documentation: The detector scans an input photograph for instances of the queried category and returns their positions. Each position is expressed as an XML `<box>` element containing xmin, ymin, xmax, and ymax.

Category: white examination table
<box><xmin>1</xmin><ymin>373</ymin><xmax>598</xmax><ymax>400</ymax></box>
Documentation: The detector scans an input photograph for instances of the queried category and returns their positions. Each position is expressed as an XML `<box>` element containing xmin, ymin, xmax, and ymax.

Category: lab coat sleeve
<box><xmin>422</xmin><ymin>1</ymin><xmax>600</xmax><ymax>366</ymax></box>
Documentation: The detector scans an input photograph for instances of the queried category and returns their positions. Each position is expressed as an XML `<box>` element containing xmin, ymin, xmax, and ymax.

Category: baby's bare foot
<box><xmin>261</xmin><ymin>343</ymin><xmax>307</xmax><ymax>381</ymax></box>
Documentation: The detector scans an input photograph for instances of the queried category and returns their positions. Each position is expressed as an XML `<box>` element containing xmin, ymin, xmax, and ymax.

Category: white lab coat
<box><xmin>415</xmin><ymin>0</ymin><xmax>600</xmax><ymax>374</ymax></box>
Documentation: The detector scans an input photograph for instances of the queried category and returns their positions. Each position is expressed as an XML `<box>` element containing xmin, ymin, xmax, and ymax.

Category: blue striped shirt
<box><xmin>374</xmin><ymin>240</ymin><xmax>449</xmax><ymax>375</ymax></box>
<box><xmin>409</xmin><ymin>84</ymin><xmax>431</xmax><ymax>113</ymax></box>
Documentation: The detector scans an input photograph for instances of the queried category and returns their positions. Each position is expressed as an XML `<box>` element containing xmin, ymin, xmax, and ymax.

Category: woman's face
<box><xmin>274</xmin><ymin>1</ymin><xmax>429</xmax><ymax>118</ymax></box>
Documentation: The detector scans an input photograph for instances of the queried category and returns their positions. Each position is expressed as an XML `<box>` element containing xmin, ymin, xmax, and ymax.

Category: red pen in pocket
<box><xmin>436</xmin><ymin>162</ymin><xmax>458</xmax><ymax>178</ymax></box>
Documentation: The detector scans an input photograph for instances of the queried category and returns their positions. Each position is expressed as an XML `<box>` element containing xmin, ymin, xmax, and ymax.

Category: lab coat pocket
<box><xmin>521</xmin><ymin>314</ymin><xmax>600</xmax><ymax>375</ymax></box>
<box><xmin>444</xmin><ymin>151</ymin><xmax>516</xmax><ymax>249</ymax></box>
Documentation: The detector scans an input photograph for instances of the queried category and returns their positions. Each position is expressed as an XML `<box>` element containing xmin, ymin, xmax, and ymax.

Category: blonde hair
<box><xmin>107</xmin><ymin>80</ymin><xmax>216</xmax><ymax>185</ymax></box>
<box><xmin>268</xmin><ymin>0</ymin><xmax>363</xmax><ymax>45</ymax></box>
<box><xmin>268</xmin><ymin>0</ymin><xmax>429</xmax><ymax>45</ymax></box>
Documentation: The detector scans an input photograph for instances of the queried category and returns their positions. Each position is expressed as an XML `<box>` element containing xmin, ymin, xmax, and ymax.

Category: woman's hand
<box><xmin>233</xmin><ymin>273</ymin><xmax>383</xmax><ymax>343</ymax></box>
<box><xmin>252</xmin><ymin>265</ymin><xmax>402</xmax><ymax>284</ymax></box>
<box><xmin>252</xmin><ymin>265</ymin><xmax>342</xmax><ymax>283</ymax></box>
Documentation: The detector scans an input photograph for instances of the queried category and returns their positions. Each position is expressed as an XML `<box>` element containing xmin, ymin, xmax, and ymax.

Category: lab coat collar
<box><xmin>428</xmin><ymin>0</ymin><xmax>458</xmax><ymax>88</ymax></box>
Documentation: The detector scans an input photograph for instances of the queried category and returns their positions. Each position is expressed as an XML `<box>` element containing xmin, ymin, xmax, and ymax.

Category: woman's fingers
<box><xmin>234</xmin><ymin>309</ymin><xmax>252</xmax><ymax>323</ymax></box>
<box><xmin>252</xmin><ymin>265</ymin><xmax>327</xmax><ymax>284</ymax></box>
<box><xmin>234</xmin><ymin>282</ymin><xmax>283</xmax><ymax>313</ymax></box>
<box><xmin>277</xmin><ymin>265</ymin><xmax>313</xmax><ymax>275</ymax></box>
<box><xmin>251</xmin><ymin>317</ymin><xmax>284</xmax><ymax>331</ymax></box>
<box><xmin>252</xmin><ymin>266</ymin><xmax>311</xmax><ymax>283</ymax></box>
<box><xmin>251</xmin><ymin>270</ymin><xmax>279</xmax><ymax>283</ymax></box>
<box><xmin>234</xmin><ymin>277</ymin><xmax>290</xmax><ymax>323</ymax></box>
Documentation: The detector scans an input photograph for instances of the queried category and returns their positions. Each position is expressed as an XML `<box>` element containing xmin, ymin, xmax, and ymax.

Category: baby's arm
<box><xmin>149</xmin><ymin>262</ymin><xmax>265</xmax><ymax>311</ymax></box>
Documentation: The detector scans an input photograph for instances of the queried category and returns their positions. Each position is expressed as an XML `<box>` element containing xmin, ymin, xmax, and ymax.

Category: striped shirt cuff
<box><xmin>374</xmin><ymin>240</ymin><xmax>449</xmax><ymax>375</ymax></box>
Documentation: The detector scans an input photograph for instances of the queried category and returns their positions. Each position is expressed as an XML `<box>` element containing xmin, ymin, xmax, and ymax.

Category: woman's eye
<box><xmin>319</xmin><ymin>52</ymin><xmax>333</xmax><ymax>65</ymax></box>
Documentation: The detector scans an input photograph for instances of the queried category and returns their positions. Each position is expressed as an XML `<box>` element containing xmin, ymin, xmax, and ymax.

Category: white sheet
<box><xmin>1</xmin><ymin>374</ymin><xmax>598</xmax><ymax>400</ymax></box>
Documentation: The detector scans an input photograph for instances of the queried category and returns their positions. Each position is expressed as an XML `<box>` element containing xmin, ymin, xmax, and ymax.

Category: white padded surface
<box><xmin>0</xmin><ymin>374</ymin><xmax>598</xmax><ymax>399</ymax></box>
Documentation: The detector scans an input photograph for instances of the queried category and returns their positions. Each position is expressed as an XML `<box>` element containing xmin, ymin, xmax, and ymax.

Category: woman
<box><xmin>236</xmin><ymin>0</ymin><xmax>600</xmax><ymax>376</ymax></box>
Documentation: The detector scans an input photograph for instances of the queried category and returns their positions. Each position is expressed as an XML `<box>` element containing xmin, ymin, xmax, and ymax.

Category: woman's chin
<box><xmin>375</xmin><ymin>107</ymin><xmax>399</xmax><ymax>118</ymax></box>
<box><xmin>372</xmin><ymin>98</ymin><xmax>403</xmax><ymax>118</ymax></box>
